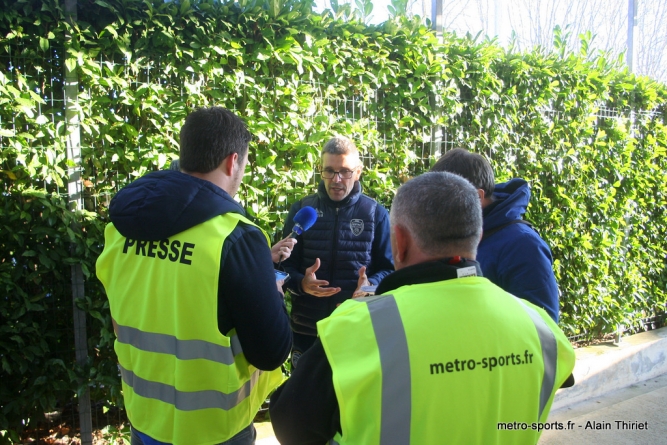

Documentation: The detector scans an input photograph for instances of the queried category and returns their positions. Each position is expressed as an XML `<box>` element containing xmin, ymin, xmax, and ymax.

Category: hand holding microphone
<box><xmin>271</xmin><ymin>237</ymin><xmax>297</xmax><ymax>263</ymax></box>
<box><xmin>276</xmin><ymin>206</ymin><xmax>317</xmax><ymax>268</ymax></box>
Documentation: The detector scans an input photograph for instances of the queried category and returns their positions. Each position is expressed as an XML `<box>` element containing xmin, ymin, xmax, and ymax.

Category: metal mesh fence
<box><xmin>2</xmin><ymin>45</ymin><xmax>665</xmax><ymax>442</ymax></box>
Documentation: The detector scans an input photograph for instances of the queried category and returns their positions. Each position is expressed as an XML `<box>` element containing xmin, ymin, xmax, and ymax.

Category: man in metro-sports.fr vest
<box><xmin>269</xmin><ymin>172</ymin><xmax>575</xmax><ymax>445</ymax></box>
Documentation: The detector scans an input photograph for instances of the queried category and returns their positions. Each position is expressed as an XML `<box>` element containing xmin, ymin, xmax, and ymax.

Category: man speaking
<box><xmin>269</xmin><ymin>172</ymin><xmax>575</xmax><ymax>444</ymax></box>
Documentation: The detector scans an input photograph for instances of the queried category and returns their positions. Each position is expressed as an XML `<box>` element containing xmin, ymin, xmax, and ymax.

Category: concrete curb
<box><xmin>551</xmin><ymin>326</ymin><xmax>667</xmax><ymax>411</ymax></box>
<box><xmin>255</xmin><ymin>328</ymin><xmax>667</xmax><ymax>445</ymax></box>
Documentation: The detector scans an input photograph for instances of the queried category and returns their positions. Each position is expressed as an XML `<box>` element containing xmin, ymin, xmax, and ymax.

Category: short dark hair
<box><xmin>430</xmin><ymin>148</ymin><xmax>495</xmax><ymax>198</ymax></box>
<box><xmin>179</xmin><ymin>107</ymin><xmax>251</xmax><ymax>173</ymax></box>
<box><xmin>321</xmin><ymin>136</ymin><xmax>359</xmax><ymax>157</ymax></box>
<box><xmin>390</xmin><ymin>172</ymin><xmax>482</xmax><ymax>257</ymax></box>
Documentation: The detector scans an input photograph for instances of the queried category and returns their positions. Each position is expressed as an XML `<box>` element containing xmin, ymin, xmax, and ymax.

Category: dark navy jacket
<box><xmin>282</xmin><ymin>181</ymin><xmax>394</xmax><ymax>336</ymax></box>
<box><xmin>107</xmin><ymin>170</ymin><xmax>292</xmax><ymax>370</ymax></box>
<box><xmin>480</xmin><ymin>178</ymin><xmax>560</xmax><ymax>322</ymax></box>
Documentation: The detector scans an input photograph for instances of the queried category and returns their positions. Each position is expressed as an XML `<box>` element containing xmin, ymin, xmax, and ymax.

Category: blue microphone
<box><xmin>277</xmin><ymin>206</ymin><xmax>317</xmax><ymax>268</ymax></box>
<box><xmin>288</xmin><ymin>206</ymin><xmax>318</xmax><ymax>238</ymax></box>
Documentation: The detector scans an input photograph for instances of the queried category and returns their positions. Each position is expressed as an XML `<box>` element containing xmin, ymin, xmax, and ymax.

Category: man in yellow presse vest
<box><xmin>96</xmin><ymin>107</ymin><xmax>292</xmax><ymax>445</ymax></box>
<box><xmin>269</xmin><ymin>172</ymin><xmax>575</xmax><ymax>444</ymax></box>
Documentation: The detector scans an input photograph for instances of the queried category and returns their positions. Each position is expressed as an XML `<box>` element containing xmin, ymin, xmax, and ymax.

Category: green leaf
<box><xmin>65</xmin><ymin>58</ymin><xmax>77</xmax><ymax>72</ymax></box>
<box><xmin>34</xmin><ymin>376</ymin><xmax>47</xmax><ymax>385</ymax></box>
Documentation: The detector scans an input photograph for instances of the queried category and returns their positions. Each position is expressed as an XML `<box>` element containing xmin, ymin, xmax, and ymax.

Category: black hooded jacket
<box><xmin>107</xmin><ymin>170</ymin><xmax>291</xmax><ymax>370</ymax></box>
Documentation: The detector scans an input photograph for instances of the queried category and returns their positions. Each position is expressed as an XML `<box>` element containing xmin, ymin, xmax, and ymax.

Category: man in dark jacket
<box><xmin>430</xmin><ymin>148</ymin><xmax>560</xmax><ymax>322</ymax></box>
<box><xmin>96</xmin><ymin>107</ymin><xmax>291</xmax><ymax>445</ymax></box>
<box><xmin>281</xmin><ymin>136</ymin><xmax>394</xmax><ymax>367</ymax></box>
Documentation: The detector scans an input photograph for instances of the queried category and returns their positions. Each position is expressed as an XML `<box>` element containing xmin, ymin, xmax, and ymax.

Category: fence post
<box><xmin>430</xmin><ymin>0</ymin><xmax>443</xmax><ymax>34</ymax></box>
<box><xmin>64</xmin><ymin>0</ymin><xmax>93</xmax><ymax>443</ymax></box>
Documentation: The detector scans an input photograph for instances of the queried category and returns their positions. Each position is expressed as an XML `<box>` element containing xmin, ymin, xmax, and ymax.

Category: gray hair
<box><xmin>321</xmin><ymin>136</ymin><xmax>359</xmax><ymax>157</ymax></box>
<box><xmin>390</xmin><ymin>172</ymin><xmax>483</xmax><ymax>257</ymax></box>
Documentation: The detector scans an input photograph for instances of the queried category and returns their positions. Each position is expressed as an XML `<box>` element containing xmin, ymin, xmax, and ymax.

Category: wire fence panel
<box><xmin>2</xmin><ymin>28</ymin><xmax>666</xmax><ymax>443</ymax></box>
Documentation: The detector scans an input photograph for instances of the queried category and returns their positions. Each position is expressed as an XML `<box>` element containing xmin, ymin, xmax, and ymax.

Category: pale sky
<box><xmin>311</xmin><ymin>0</ymin><xmax>667</xmax><ymax>83</ymax></box>
<box><xmin>313</xmin><ymin>0</ymin><xmax>395</xmax><ymax>25</ymax></box>
<box><xmin>312</xmin><ymin>0</ymin><xmax>511</xmax><ymax>40</ymax></box>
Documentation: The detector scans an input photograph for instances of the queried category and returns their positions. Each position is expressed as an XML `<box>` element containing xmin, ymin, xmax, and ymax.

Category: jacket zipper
<box><xmin>330</xmin><ymin>206</ymin><xmax>339</xmax><ymax>281</ymax></box>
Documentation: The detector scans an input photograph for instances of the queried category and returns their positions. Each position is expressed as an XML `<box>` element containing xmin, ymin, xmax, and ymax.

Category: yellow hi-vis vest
<box><xmin>318</xmin><ymin>276</ymin><xmax>575</xmax><ymax>445</ymax></box>
<box><xmin>96</xmin><ymin>213</ymin><xmax>283</xmax><ymax>445</ymax></box>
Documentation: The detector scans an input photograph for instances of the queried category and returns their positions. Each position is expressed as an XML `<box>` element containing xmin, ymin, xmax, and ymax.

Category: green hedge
<box><xmin>1</xmin><ymin>0</ymin><xmax>666</xmax><ymax>438</ymax></box>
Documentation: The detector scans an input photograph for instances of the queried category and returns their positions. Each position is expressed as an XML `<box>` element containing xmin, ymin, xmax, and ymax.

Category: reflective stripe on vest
<box><xmin>517</xmin><ymin>301</ymin><xmax>557</xmax><ymax>419</ymax></box>
<box><xmin>329</xmin><ymin>292</ymin><xmax>559</xmax><ymax>445</ymax></box>
<box><xmin>368</xmin><ymin>295</ymin><xmax>411</xmax><ymax>445</ymax></box>
<box><xmin>119</xmin><ymin>365</ymin><xmax>263</xmax><ymax>411</ymax></box>
<box><xmin>116</xmin><ymin>324</ymin><xmax>244</xmax><ymax>365</ymax></box>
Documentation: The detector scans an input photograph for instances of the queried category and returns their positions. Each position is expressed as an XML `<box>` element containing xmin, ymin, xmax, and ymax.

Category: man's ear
<box><xmin>353</xmin><ymin>164</ymin><xmax>363</xmax><ymax>181</ymax></box>
<box><xmin>222</xmin><ymin>152</ymin><xmax>239</xmax><ymax>176</ymax></box>
<box><xmin>477</xmin><ymin>188</ymin><xmax>485</xmax><ymax>200</ymax></box>
<box><xmin>393</xmin><ymin>224</ymin><xmax>410</xmax><ymax>264</ymax></box>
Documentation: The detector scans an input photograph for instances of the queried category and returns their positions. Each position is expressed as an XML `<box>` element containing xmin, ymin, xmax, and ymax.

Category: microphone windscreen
<box><xmin>293</xmin><ymin>206</ymin><xmax>318</xmax><ymax>234</ymax></box>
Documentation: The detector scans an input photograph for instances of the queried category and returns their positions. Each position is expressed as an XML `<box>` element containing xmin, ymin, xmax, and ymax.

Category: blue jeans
<box><xmin>131</xmin><ymin>423</ymin><xmax>256</xmax><ymax>445</ymax></box>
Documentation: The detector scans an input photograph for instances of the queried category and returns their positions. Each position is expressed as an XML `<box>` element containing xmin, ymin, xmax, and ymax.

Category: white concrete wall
<box><xmin>552</xmin><ymin>326</ymin><xmax>667</xmax><ymax>410</ymax></box>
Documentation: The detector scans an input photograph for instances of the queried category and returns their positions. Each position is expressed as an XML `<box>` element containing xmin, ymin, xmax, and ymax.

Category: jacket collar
<box><xmin>109</xmin><ymin>170</ymin><xmax>245</xmax><ymax>241</ymax></box>
<box><xmin>376</xmin><ymin>258</ymin><xmax>482</xmax><ymax>295</ymax></box>
<box><xmin>317</xmin><ymin>180</ymin><xmax>362</xmax><ymax>208</ymax></box>
<box><xmin>483</xmin><ymin>178</ymin><xmax>530</xmax><ymax>231</ymax></box>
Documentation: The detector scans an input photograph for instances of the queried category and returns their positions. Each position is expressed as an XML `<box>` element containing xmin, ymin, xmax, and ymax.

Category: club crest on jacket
<box><xmin>350</xmin><ymin>219</ymin><xmax>364</xmax><ymax>236</ymax></box>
